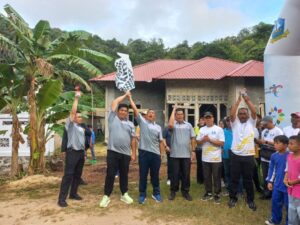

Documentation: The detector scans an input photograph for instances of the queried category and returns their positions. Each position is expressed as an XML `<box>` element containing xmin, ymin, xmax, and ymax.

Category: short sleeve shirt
<box><xmin>170</xmin><ymin>121</ymin><xmax>195</xmax><ymax>158</ymax></box>
<box><xmin>196</xmin><ymin>125</ymin><xmax>225</xmax><ymax>163</ymax></box>
<box><xmin>283</xmin><ymin>126</ymin><xmax>300</xmax><ymax>138</ymax></box>
<box><xmin>261</xmin><ymin>126</ymin><xmax>283</xmax><ymax>162</ymax></box>
<box><xmin>231</xmin><ymin>117</ymin><xmax>256</xmax><ymax>156</ymax></box>
<box><xmin>65</xmin><ymin>118</ymin><xmax>85</xmax><ymax>151</ymax></box>
<box><xmin>135</xmin><ymin>113</ymin><xmax>163</xmax><ymax>155</ymax></box>
<box><xmin>108</xmin><ymin>111</ymin><xmax>136</xmax><ymax>156</ymax></box>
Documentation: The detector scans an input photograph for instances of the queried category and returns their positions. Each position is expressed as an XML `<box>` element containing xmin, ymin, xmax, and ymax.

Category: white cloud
<box><xmin>1</xmin><ymin>0</ymin><xmax>273</xmax><ymax>46</ymax></box>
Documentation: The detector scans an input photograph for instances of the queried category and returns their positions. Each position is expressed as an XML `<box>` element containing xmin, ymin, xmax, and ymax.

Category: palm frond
<box><xmin>77</xmin><ymin>48</ymin><xmax>112</xmax><ymax>63</ymax></box>
<box><xmin>57</xmin><ymin>70</ymin><xmax>91</xmax><ymax>91</ymax></box>
<box><xmin>48</xmin><ymin>54</ymin><xmax>102</xmax><ymax>76</ymax></box>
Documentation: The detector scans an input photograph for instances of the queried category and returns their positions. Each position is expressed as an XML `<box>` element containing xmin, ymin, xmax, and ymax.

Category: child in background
<box><xmin>284</xmin><ymin>135</ymin><xmax>300</xmax><ymax>225</ymax></box>
<box><xmin>265</xmin><ymin>135</ymin><xmax>289</xmax><ymax>225</ymax></box>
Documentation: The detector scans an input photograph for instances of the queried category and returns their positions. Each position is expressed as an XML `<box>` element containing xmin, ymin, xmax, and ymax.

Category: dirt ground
<box><xmin>0</xmin><ymin>147</ymin><xmax>184</xmax><ymax>225</ymax></box>
<box><xmin>0</xmin><ymin>145</ymin><xmax>272</xmax><ymax>225</ymax></box>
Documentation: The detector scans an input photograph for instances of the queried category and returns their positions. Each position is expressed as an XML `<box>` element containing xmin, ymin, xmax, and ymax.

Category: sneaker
<box><xmin>168</xmin><ymin>191</ymin><xmax>176</xmax><ymax>201</ymax></box>
<box><xmin>182</xmin><ymin>192</ymin><xmax>193</xmax><ymax>201</ymax></box>
<box><xmin>69</xmin><ymin>194</ymin><xmax>83</xmax><ymax>200</ymax></box>
<box><xmin>201</xmin><ymin>193</ymin><xmax>213</xmax><ymax>201</ymax></box>
<box><xmin>247</xmin><ymin>201</ymin><xmax>257</xmax><ymax>211</ymax></box>
<box><xmin>138</xmin><ymin>195</ymin><xmax>146</xmax><ymax>204</ymax></box>
<box><xmin>99</xmin><ymin>195</ymin><xmax>111</xmax><ymax>208</ymax></box>
<box><xmin>265</xmin><ymin>219</ymin><xmax>275</xmax><ymax>225</ymax></box>
<box><xmin>120</xmin><ymin>193</ymin><xmax>133</xmax><ymax>204</ymax></box>
<box><xmin>166</xmin><ymin>180</ymin><xmax>171</xmax><ymax>186</ymax></box>
<box><xmin>214</xmin><ymin>195</ymin><xmax>221</xmax><ymax>204</ymax></box>
<box><xmin>228</xmin><ymin>198</ymin><xmax>237</xmax><ymax>208</ymax></box>
<box><xmin>152</xmin><ymin>194</ymin><xmax>162</xmax><ymax>203</ymax></box>
<box><xmin>58</xmin><ymin>200</ymin><xmax>68</xmax><ymax>207</ymax></box>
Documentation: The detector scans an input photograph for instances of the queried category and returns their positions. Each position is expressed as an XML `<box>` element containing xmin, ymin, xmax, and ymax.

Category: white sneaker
<box><xmin>166</xmin><ymin>180</ymin><xmax>171</xmax><ymax>186</ymax></box>
<box><xmin>99</xmin><ymin>195</ymin><xmax>111</xmax><ymax>208</ymax></box>
<box><xmin>120</xmin><ymin>192</ymin><xmax>133</xmax><ymax>204</ymax></box>
<box><xmin>265</xmin><ymin>219</ymin><xmax>275</xmax><ymax>225</ymax></box>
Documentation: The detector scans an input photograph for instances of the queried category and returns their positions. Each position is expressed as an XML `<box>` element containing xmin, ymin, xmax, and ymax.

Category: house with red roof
<box><xmin>90</xmin><ymin>56</ymin><xmax>264</xmax><ymax>140</ymax></box>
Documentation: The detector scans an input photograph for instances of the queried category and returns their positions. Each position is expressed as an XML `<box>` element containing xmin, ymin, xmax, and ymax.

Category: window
<box><xmin>2</xmin><ymin>120</ymin><xmax>28</xmax><ymax>126</ymax></box>
<box><xmin>2</xmin><ymin>121</ymin><xmax>12</xmax><ymax>125</ymax></box>
<box><xmin>0</xmin><ymin>138</ymin><xmax>9</xmax><ymax>147</ymax></box>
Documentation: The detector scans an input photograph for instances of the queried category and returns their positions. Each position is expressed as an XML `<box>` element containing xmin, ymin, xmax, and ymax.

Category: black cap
<box><xmin>204</xmin><ymin>112</ymin><xmax>213</xmax><ymax>118</ymax></box>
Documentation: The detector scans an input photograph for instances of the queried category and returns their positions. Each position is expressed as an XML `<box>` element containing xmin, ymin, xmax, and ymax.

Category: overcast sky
<box><xmin>1</xmin><ymin>0</ymin><xmax>285</xmax><ymax>47</ymax></box>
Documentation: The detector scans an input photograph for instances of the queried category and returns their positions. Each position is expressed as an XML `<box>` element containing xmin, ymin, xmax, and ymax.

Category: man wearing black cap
<box><xmin>258</xmin><ymin>115</ymin><xmax>283</xmax><ymax>200</ymax></box>
<box><xmin>228</xmin><ymin>91</ymin><xmax>257</xmax><ymax>211</ymax></box>
<box><xmin>283</xmin><ymin>112</ymin><xmax>300</xmax><ymax>138</ymax></box>
<box><xmin>197</xmin><ymin>111</ymin><xmax>224</xmax><ymax>204</ymax></box>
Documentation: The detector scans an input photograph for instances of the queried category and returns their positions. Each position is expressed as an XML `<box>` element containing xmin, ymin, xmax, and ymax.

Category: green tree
<box><xmin>0</xmin><ymin>64</ymin><xmax>27</xmax><ymax>177</ymax></box>
<box><xmin>0</xmin><ymin>4</ymin><xmax>111</xmax><ymax>174</ymax></box>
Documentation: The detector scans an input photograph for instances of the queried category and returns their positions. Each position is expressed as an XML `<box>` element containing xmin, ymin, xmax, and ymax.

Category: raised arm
<box><xmin>168</xmin><ymin>105</ymin><xmax>176</xmax><ymax>130</ymax></box>
<box><xmin>111</xmin><ymin>91</ymin><xmax>130</xmax><ymax>112</ymax></box>
<box><xmin>243</xmin><ymin>95</ymin><xmax>257</xmax><ymax>120</ymax></box>
<box><xmin>131</xmin><ymin>137</ymin><xmax>137</xmax><ymax>162</ymax></box>
<box><xmin>70</xmin><ymin>90</ymin><xmax>80</xmax><ymax>122</ymax></box>
<box><xmin>230</xmin><ymin>95</ymin><xmax>242</xmax><ymax>123</ymax></box>
<box><xmin>128</xmin><ymin>92</ymin><xmax>139</xmax><ymax>118</ymax></box>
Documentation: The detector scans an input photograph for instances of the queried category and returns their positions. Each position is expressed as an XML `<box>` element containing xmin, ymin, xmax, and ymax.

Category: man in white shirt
<box><xmin>283</xmin><ymin>112</ymin><xmax>300</xmax><ymax>138</ymax></box>
<box><xmin>257</xmin><ymin>116</ymin><xmax>283</xmax><ymax>200</ymax></box>
<box><xmin>228</xmin><ymin>91</ymin><xmax>257</xmax><ymax>211</ymax></box>
<box><xmin>197</xmin><ymin>112</ymin><xmax>224</xmax><ymax>204</ymax></box>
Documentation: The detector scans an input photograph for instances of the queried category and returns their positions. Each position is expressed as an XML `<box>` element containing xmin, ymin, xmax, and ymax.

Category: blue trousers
<box><xmin>138</xmin><ymin>149</ymin><xmax>161</xmax><ymax>197</ymax></box>
<box><xmin>271</xmin><ymin>189</ymin><xmax>288</xmax><ymax>225</ymax></box>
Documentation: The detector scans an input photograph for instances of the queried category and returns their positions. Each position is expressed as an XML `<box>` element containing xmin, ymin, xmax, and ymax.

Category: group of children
<box><xmin>264</xmin><ymin>134</ymin><xmax>300</xmax><ymax>225</ymax></box>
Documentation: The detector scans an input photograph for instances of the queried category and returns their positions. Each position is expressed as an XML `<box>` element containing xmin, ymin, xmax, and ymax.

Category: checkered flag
<box><xmin>114</xmin><ymin>53</ymin><xmax>135</xmax><ymax>92</ymax></box>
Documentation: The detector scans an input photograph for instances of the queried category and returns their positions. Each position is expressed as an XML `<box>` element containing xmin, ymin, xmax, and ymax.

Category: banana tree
<box><xmin>0</xmin><ymin>64</ymin><xmax>27</xmax><ymax>177</ymax></box>
<box><xmin>0</xmin><ymin>4</ymin><xmax>112</xmax><ymax>174</ymax></box>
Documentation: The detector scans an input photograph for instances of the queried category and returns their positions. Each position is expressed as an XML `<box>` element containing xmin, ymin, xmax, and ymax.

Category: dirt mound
<box><xmin>7</xmin><ymin>175</ymin><xmax>61</xmax><ymax>189</ymax></box>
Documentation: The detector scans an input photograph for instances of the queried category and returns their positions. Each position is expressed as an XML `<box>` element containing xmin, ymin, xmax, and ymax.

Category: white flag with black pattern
<box><xmin>114</xmin><ymin>53</ymin><xmax>135</xmax><ymax>92</ymax></box>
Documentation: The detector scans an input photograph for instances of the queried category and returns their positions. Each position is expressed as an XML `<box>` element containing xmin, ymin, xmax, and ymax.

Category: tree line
<box><xmin>0</xmin><ymin>4</ymin><xmax>273</xmax><ymax>177</ymax></box>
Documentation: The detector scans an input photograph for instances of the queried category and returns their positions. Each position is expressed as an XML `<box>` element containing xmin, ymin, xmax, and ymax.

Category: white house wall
<box><xmin>0</xmin><ymin>113</ymin><xmax>55</xmax><ymax>157</ymax></box>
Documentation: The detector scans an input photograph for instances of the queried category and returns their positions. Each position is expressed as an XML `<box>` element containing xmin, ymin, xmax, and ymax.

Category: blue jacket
<box><xmin>266</xmin><ymin>151</ymin><xmax>289</xmax><ymax>192</ymax></box>
<box><xmin>222</xmin><ymin>128</ymin><xmax>232</xmax><ymax>159</ymax></box>
<box><xmin>88</xmin><ymin>130</ymin><xmax>96</xmax><ymax>145</ymax></box>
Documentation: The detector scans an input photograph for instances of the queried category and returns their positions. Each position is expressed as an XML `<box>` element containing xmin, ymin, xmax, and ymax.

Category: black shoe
<box><xmin>214</xmin><ymin>194</ymin><xmax>221</xmax><ymax>204</ymax></box>
<box><xmin>69</xmin><ymin>194</ymin><xmax>83</xmax><ymax>200</ymax></box>
<box><xmin>168</xmin><ymin>192</ymin><xmax>176</xmax><ymax>201</ymax></box>
<box><xmin>228</xmin><ymin>198</ymin><xmax>237</xmax><ymax>208</ymax></box>
<box><xmin>259</xmin><ymin>194</ymin><xmax>271</xmax><ymax>200</ymax></box>
<box><xmin>201</xmin><ymin>192</ymin><xmax>213</xmax><ymax>201</ymax></box>
<box><xmin>247</xmin><ymin>201</ymin><xmax>257</xmax><ymax>211</ymax></box>
<box><xmin>58</xmin><ymin>200</ymin><xmax>68</xmax><ymax>207</ymax></box>
<box><xmin>182</xmin><ymin>192</ymin><xmax>193</xmax><ymax>201</ymax></box>
<box><xmin>79</xmin><ymin>179</ymin><xmax>87</xmax><ymax>185</ymax></box>
<box><xmin>256</xmin><ymin>188</ymin><xmax>264</xmax><ymax>194</ymax></box>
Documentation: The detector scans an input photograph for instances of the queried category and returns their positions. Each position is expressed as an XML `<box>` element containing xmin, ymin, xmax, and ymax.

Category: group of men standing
<box><xmin>57</xmin><ymin>88</ymin><xmax>274</xmax><ymax>212</ymax></box>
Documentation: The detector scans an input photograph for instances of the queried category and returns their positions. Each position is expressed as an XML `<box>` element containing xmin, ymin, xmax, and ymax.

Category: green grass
<box><xmin>123</xmin><ymin>180</ymin><xmax>272</xmax><ymax>225</ymax></box>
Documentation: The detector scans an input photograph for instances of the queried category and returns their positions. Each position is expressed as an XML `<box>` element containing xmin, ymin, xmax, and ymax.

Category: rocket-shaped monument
<box><xmin>264</xmin><ymin>0</ymin><xmax>300</xmax><ymax>127</ymax></box>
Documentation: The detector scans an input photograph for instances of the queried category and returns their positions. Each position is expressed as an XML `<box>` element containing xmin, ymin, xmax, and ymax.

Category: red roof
<box><xmin>227</xmin><ymin>60</ymin><xmax>264</xmax><ymax>77</ymax></box>
<box><xmin>90</xmin><ymin>57</ymin><xmax>263</xmax><ymax>82</ymax></box>
<box><xmin>157</xmin><ymin>57</ymin><xmax>241</xmax><ymax>80</ymax></box>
